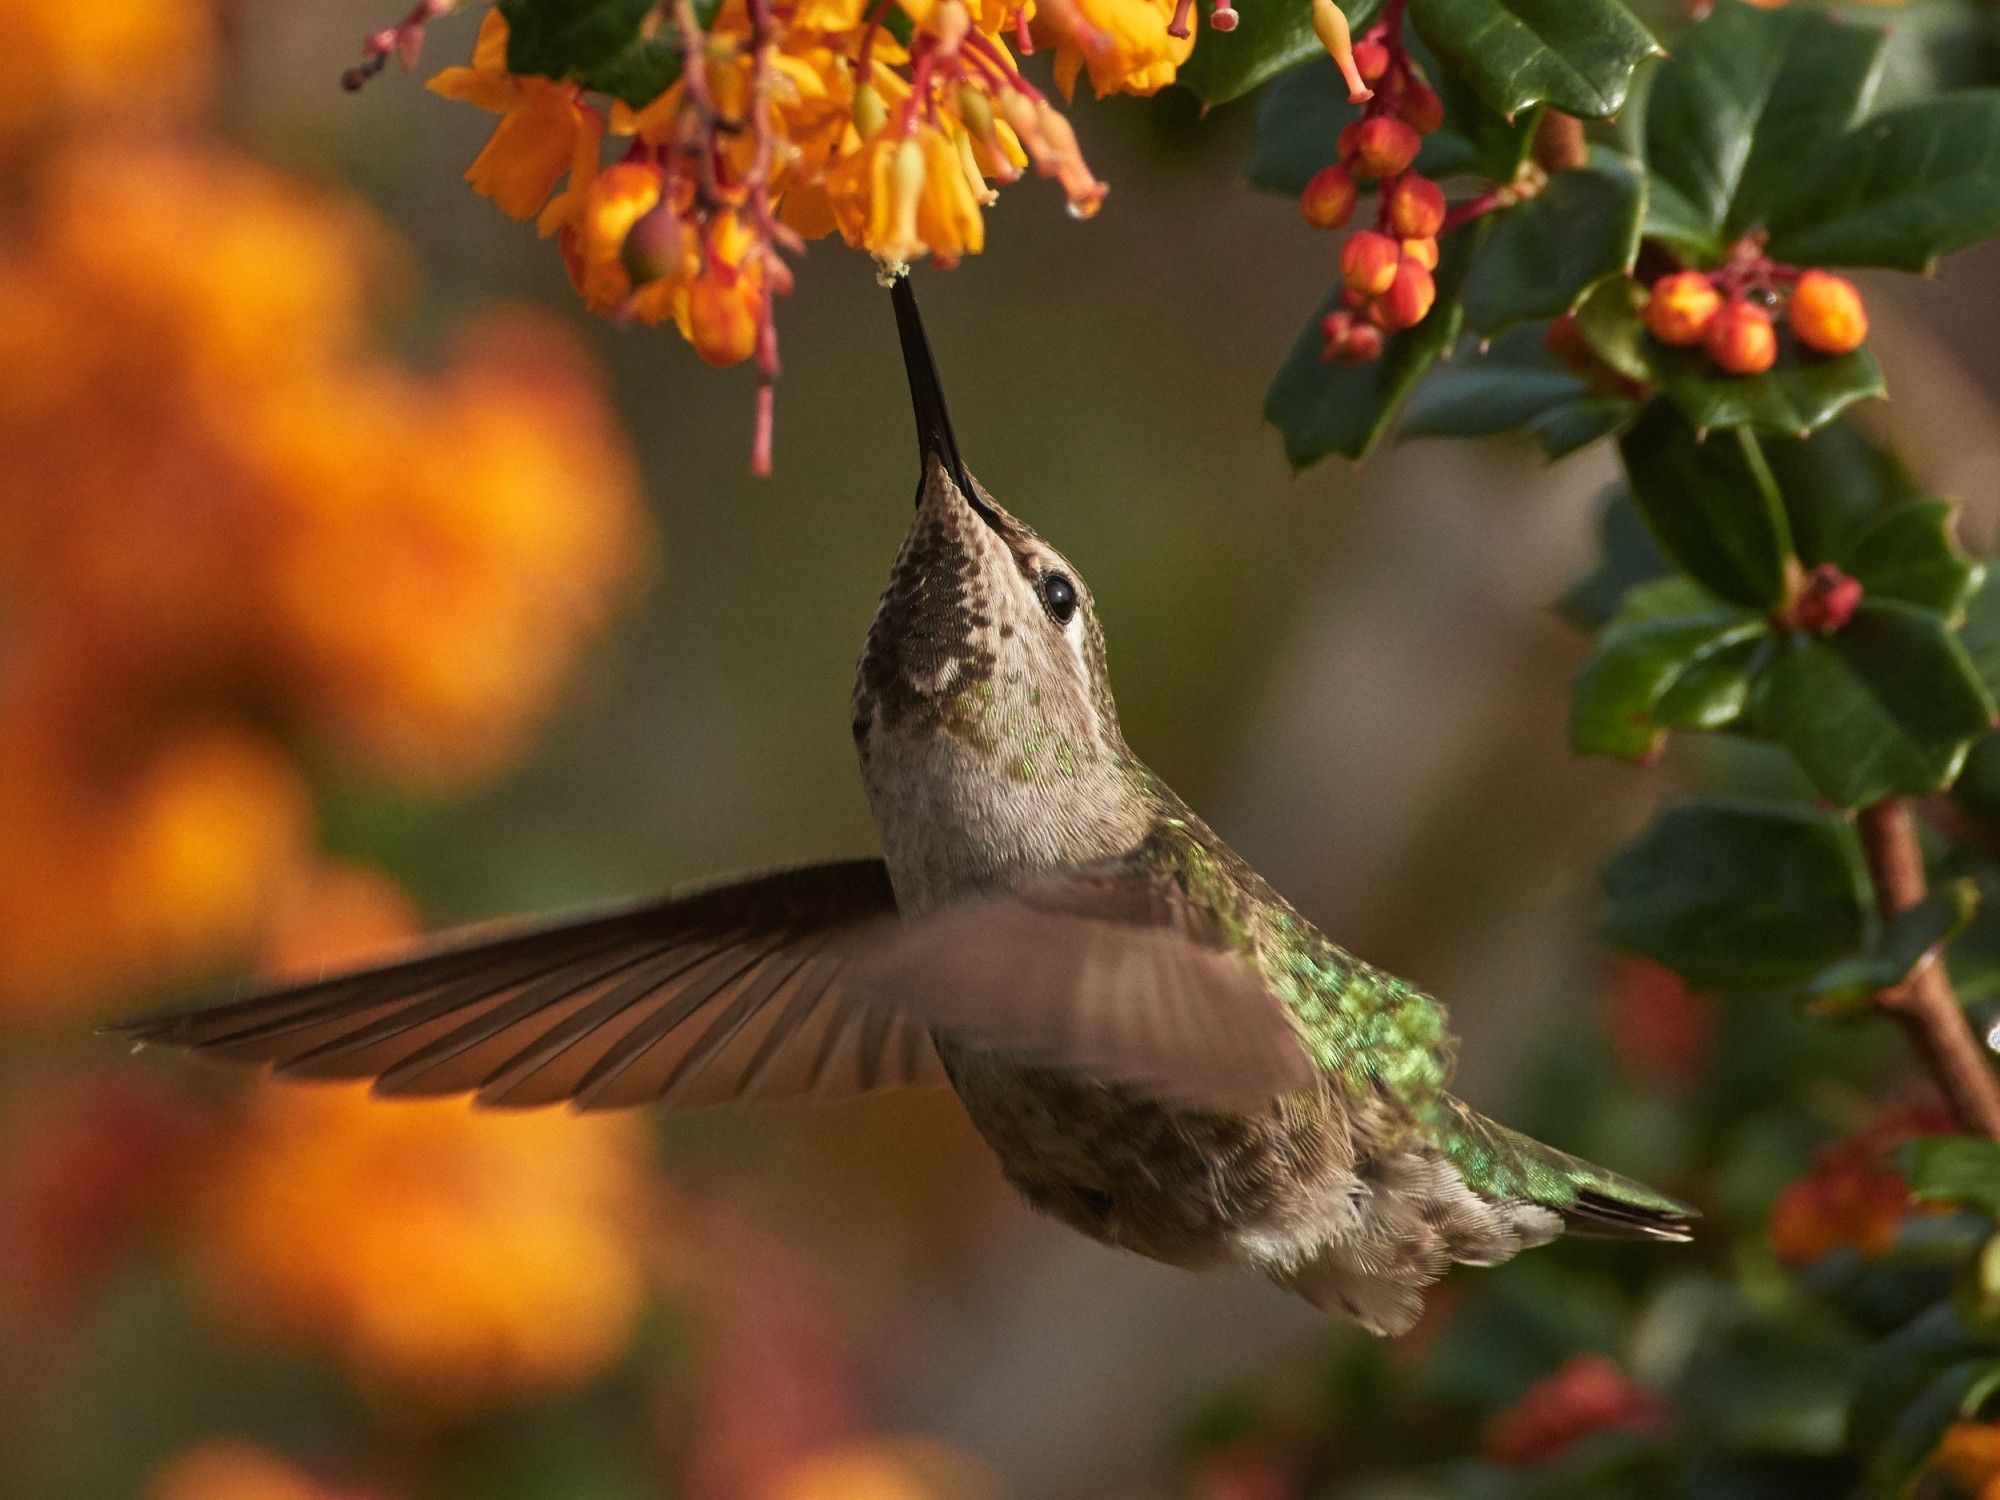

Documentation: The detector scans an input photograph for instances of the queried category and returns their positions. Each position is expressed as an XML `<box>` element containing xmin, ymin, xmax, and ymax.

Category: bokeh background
<box><xmin>6</xmin><ymin>3</ymin><xmax>2000</xmax><ymax>1497</ymax></box>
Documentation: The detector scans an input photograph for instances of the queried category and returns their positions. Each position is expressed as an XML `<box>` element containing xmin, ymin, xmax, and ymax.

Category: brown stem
<box><xmin>1856</xmin><ymin>799</ymin><xmax>2000</xmax><ymax>1140</ymax></box>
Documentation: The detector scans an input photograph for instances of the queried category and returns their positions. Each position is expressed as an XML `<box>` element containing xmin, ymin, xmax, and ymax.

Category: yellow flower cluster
<box><xmin>0</xmin><ymin>140</ymin><xmax>641</xmax><ymax>1015</ymax></box>
<box><xmin>199</xmin><ymin>1082</ymin><xmax>651</xmax><ymax>1407</ymax></box>
<box><xmin>414</xmin><ymin>0</ymin><xmax>1190</xmax><ymax>465</ymax></box>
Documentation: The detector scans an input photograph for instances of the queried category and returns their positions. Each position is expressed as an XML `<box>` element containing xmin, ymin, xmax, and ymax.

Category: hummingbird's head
<box><xmin>853</xmin><ymin>277</ymin><xmax>1145</xmax><ymax>901</ymax></box>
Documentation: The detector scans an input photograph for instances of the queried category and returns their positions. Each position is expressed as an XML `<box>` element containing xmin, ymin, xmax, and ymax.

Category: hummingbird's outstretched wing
<box><xmin>847</xmin><ymin>862</ymin><xmax>1321</xmax><ymax>1114</ymax></box>
<box><xmin>109</xmin><ymin>861</ymin><xmax>949</xmax><ymax>1112</ymax></box>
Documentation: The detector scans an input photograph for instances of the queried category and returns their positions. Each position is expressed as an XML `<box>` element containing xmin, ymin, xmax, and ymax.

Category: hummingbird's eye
<box><xmin>1039</xmin><ymin>571</ymin><xmax>1078</xmax><ymax>625</ymax></box>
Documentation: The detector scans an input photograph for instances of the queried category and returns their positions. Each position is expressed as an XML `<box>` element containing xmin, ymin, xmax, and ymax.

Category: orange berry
<box><xmin>1384</xmin><ymin>174</ymin><xmax>1445</xmax><ymax>238</ymax></box>
<box><xmin>1643</xmin><ymin>271</ymin><xmax>1722</xmax><ymax>347</ymax></box>
<box><xmin>1401</xmin><ymin>235</ymin><xmax>1438</xmax><ymax>270</ymax></box>
<box><xmin>687</xmin><ymin>272</ymin><xmax>761</xmax><ymax>366</ymax></box>
<box><xmin>1352</xmin><ymin>38</ymin><xmax>1391</xmax><ymax>82</ymax></box>
<box><xmin>1370</xmin><ymin>258</ymin><xmax>1435</xmax><ymax>332</ymax></box>
<box><xmin>1348</xmin><ymin>117</ymin><xmax>1421</xmax><ymax>180</ymax></box>
<box><xmin>1340</xmin><ymin>230</ymin><xmax>1401</xmax><ymax>297</ymax></box>
<box><xmin>1397</xmin><ymin>81</ymin><xmax>1444</xmax><ymax>134</ymax></box>
<box><xmin>1788</xmin><ymin>269</ymin><xmax>1868</xmax><ymax>356</ymax></box>
<box><xmin>1705</xmin><ymin>300</ymin><xmax>1778</xmax><ymax>376</ymax></box>
<box><xmin>1299</xmin><ymin>164</ymin><xmax>1358</xmax><ymax>230</ymax></box>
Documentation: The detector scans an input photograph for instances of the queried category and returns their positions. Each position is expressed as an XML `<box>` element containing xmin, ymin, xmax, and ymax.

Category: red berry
<box><xmin>1383</xmin><ymin>174</ymin><xmax>1445</xmax><ymax>239</ymax></box>
<box><xmin>1397</xmin><ymin>81</ymin><xmax>1444</xmax><ymax>134</ymax></box>
<box><xmin>1705</xmin><ymin>300</ymin><xmax>1777</xmax><ymax>376</ymax></box>
<box><xmin>1349</xmin><ymin>117</ymin><xmax>1421</xmax><ymax>180</ymax></box>
<box><xmin>1790</xmin><ymin>562</ymin><xmax>1864</xmax><ymax>634</ymax></box>
<box><xmin>1299</xmin><ymin>164</ymin><xmax>1358</xmax><ymax>230</ymax></box>
<box><xmin>1643</xmin><ymin>271</ymin><xmax>1722</xmax><ymax>347</ymax></box>
<box><xmin>1340</xmin><ymin>230</ymin><xmax>1401</xmax><ymax>296</ymax></box>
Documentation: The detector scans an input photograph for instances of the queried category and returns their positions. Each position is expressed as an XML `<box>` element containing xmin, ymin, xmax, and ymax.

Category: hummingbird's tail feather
<box><xmin>1438</xmin><ymin>1100</ymin><xmax>1698</xmax><ymax>1243</ymax></box>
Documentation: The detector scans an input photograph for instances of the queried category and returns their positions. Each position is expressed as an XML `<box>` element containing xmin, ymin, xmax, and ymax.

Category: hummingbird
<box><xmin>113</xmin><ymin>274</ymin><xmax>1691</xmax><ymax>1334</ymax></box>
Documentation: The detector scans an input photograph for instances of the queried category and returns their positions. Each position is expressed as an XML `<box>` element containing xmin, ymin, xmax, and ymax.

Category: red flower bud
<box><xmin>1348</xmin><ymin>116</ymin><xmax>1421</xmax><ymax>180</ymax></box>
<box><xmin>1789</xmin><ymin>562</ymin><xmax>1864</xmax><ymax>635</ymax></box>
<box><xmin>1369</xmin><ymin>258</ymin><xmax>1435</xmax><ymax>331</ymax></box>
<box><xmin>1318</xmin><ymin>310</ymin><xmax>1382</xmax><ymax>364</ymax></box>
<box><xmin>1299</xmin><ymin>164</ymin><xmax>1358</xmax><ymax>230</ymax></box>
<box><xmin>1340</xmin><ymin>230</ymin><xmax>1400</xmax><ymax>296</ymax></box>
<box><xmin>1383</xmin><ymin>174</ymin><xmax>1445</xmax><ymax>238</ymax></box>
<box><xmin>1788</xmin><ymin>269</ymin><xmax>1868</xmax><ymax>356</ymax></box>
<box><xmin>1352</xmin><ymin>37</ymin><xmax>1391</xmax><ymax>82</ymax></box>
<box><xmin>1397</xmin><ymin>81</ymin><xmax>1444</xmax><ymax>134</ymax></box>
<box><xmin>1642</xmin><ymin>270</ymin><xmax>1721</xmax><ymax>346</ymax></box>
<box><xmin>1401</xmin><ymin>235</ymin><xmax>1438</xmax><ymax>270</ymax></box>
<box><xmin>1705</xmin><ymin>299</ymin><xmax>1777</xmax><ymax>376</ymax></box>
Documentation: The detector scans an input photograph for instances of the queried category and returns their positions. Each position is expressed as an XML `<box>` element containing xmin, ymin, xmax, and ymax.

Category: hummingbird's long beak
<box><xmin>891</xmin><ymin>273</ymin><xmax>986</xmax><ymax>513</ymax></box>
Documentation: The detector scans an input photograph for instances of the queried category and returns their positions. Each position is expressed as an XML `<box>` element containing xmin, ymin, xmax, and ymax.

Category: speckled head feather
<box><xmin>854</xmin><ymin>280</ymin><xmax>1147</xmax><ymax>908</ymax></box>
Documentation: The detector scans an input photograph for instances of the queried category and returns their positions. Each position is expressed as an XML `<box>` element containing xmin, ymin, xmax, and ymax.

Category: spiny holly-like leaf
<box><xmin>1179</xmin><ymin>0</ymin><xmax>1386</xmax><ymax>106</ymax></box>
<box><xmin>1602</xmin><ymin>800</ymin><xmax>1873</xmax><ymax>990</ymax></box>
<box><xmin>1407</xmin><ymin>0</ymin><xmax>1661</xmax><ymax>121</ymax></box>
<box><xmin>1266</xmin><ymin>226</ymin><xmax>1480</xmax><ymax>467</ymax></box>
<box><xmin>1806</xmin><ymin>880</ymin><xmax>1980</xmax><ymax>1007</ymax></box>
<box><xmin>1461</xmin><ymin>154</ymin><xmax>1646</xmax><ymax>337</ymax></box>
<box><xmin>1760</xmin><ymin>419</ymin><xmax>1930</xmax><ymax>566</ymax></box>
<box><xmin>1570</xmin><ymin>578</ymin><xmax>1766</xmax><ymax>759</ymax></box>
<box><xmin>1765</xmin><ymin>599</ymin><xmax>1996</xmax><ymax>807</ymax></box>
<box><xmin>1619</xmin><ymin>402</ymin><xmax>1795</xmax><ymax>610</ymax></box>
<box><xmin>1652</xmin><ymin>344</ymin><xmax>1885</xmax><ymax>439</ymax></box>
<box><xmin>1768</xmin><ymin>93</ymin><xmax>2000</xmax><ymax>272</ymax></box>
<box><xmin>1401</xmin><ymin>324</ymin><xmax>1636</xmax><ymax>457</ymax></box>
<box><xmin>1640</xmin><ymin>0</ymin><xmax>1886</xmax><ymax>263</ymax></box>
<box><xmin>1838</xmin><ymin>501</ymin><xmax>1985</xmax><ymax>618</ymax></box>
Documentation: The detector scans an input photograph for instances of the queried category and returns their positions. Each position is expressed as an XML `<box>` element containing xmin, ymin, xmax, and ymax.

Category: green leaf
<box><xmin>1640</xmin><ymin>0</ymin><xmax>1886</xmax><ymax>261</ymax></box>
<box><xmin>1618</xmin><ymin>401</ymin><xmax>1795</xmax><ymax>610</ymax></box>
<box><xmin>1962</xmin><ymin>572</ymin><xmax>2000</xmax><ymax>704</ymax></box>
<box><xmin>1766</xmin><ymin>599</ymin><xmax>1997</xmax><ymax>807</ymax></box>
<box><xmin>1769</xmin><ymin>93</ymin><xmax>2000</xmax><ymax>273</ymax></box>
<box><xmin>499</xmin><ymin>0</ymin><xmax>652</xmax><ymax>85</ymax></box>
<box><xmin>1602</xmin><ymin>799</ymin><xmax>1873</xmax><ymax>989</ymax></box>
<box><xmin>1407</xmin><ymin>0</ymin><xmax>1661</xmax><ymax>121</ymax></box>
<box><xmin>1531</xmin><ymin>394</ymin><xmax>1637</xmax><ymax>458</ymax></box>
<box><xmin>1401</xmin><ymin>323</ymin><xmax>1636</xmax><ymax>458</ymax></box>
<box><xmin>1571</xmin><ymin>273</ymin><xmax>1654</xmax><ymax>384</ymax></box>
<box><xmin>1265</xmin><ymin>225</ymin><xmax>1481</xmax><ymax>467</ymax></box>
<box><xmin>1806</xmin><ymin>879</ymin><xmax>1981</xmax><ymax>1006</ymax></box>
<box><xmin>1840</xmin><ymin>501</ymin><xmax>1985</xmax><ymax>617</ymax></box>
<box><xmin>1761</xmin><ymin>419</ymin><xmax>1930</xmax><ymax>566</ymax></box>
<box><xmin>1652</xmin><ymin>343</ymin><xmax>1885</xmax><ymax>439</ymax></box>
<box><xmin>1179</xmin><ymin>0</ymin><xmax>1386</xmax><ymax>106</ymax></box>
<box><xmin>1570</xmin><ymin>578</ymin><xmax>1766</xmax><ymax>759</ymax></box>
<box><xmin>1850</xmin><ymin>1304</ymin><xmax>1999</xmax><ymax>1499</ymax></box>
<box><xmin>1461</xmin><ymin>154</ymin><xmax>1646</xmax><ymax>337</ymax></box>
<box><xmin>1906</xmin><ymin>1137</ymin><xmax>2000</xmax><ymax>1219</ymax></box>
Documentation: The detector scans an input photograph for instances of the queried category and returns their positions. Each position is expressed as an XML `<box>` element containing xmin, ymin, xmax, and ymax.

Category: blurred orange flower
<box><xmin>197</xmin><ymin>1084</ymin><xmax>650</xmax><ymax>1408</ymax></box>
<box><xmin>149</xmin><ymin>1439</ymin><xmax>391</xmax><ymax>1500</ymax></box>
<box><xmin>0</xmin><ymin>0</ymin><xmax>210</xmax><ymax>142</ymax></box>
<box><xmin>1935</xmin><ymin>1422</ymin><xmax>2000</xmax><ymax>1499</ymax></box>
<box><xmin>0</xmin><ymin>137</ymin><xmax>641</xmax><ymax>1013</ymax></box>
